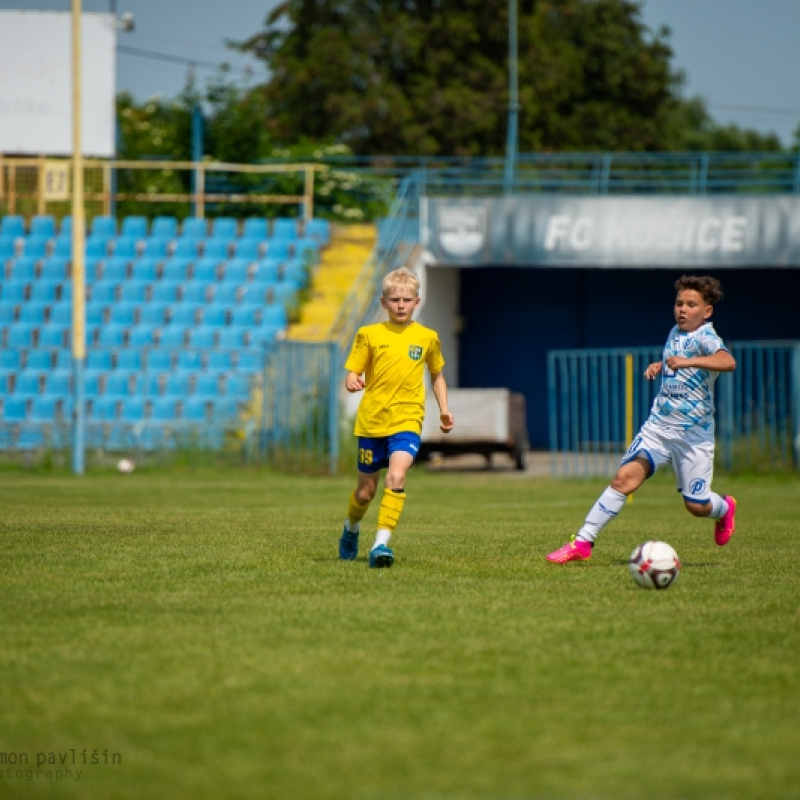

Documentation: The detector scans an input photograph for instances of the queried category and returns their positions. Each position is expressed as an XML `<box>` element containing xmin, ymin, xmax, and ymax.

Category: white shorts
<box><xmin>621</xmin><ymin>419</ymin><xmax>715</xmax><ymax>504</ymax></box>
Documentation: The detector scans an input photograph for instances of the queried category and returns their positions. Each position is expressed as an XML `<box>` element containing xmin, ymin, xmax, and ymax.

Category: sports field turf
<box><xmin>1</xmin><ymin>465</ymin><xmax>798</xmax><ymax>799</ymax></box>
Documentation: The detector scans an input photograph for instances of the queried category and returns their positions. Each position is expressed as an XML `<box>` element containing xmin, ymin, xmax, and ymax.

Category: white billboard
<box><xmin>0</xmin><ymin>11</ymin><xmax>116</xmax><ymax>157</ymax></box>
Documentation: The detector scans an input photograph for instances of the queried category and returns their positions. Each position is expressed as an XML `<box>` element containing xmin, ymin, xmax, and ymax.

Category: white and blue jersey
<box><xmin>647</xmin><ymin>322</ymin><xmax>728</xmax><ymax>436</ymax></box>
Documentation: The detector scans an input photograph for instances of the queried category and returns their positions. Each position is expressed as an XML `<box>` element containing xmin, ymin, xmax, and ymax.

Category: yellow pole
<box><xmin>71</xmin><ymin>0</ymin><xmax>86</xmax><ymax>474</ymax></box>
<box><xmin>625</xmin><ymin>353</ymin><xmax>633</xmax><ymax>503</ymax></box>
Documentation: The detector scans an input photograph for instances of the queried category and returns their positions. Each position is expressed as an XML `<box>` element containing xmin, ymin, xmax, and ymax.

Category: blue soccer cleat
<box><xmin>369</xmin><ymin>544</ymin><xmax>394</xmax><ymax>569</ymax></box>
<box><xmin>339</xmin><ymin>525</ymin><xmax>359</xmax><ymax>561</ymax></box>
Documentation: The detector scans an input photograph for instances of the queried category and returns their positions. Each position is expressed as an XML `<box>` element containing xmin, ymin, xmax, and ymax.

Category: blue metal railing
<box><xmin>548</xmin><ymin>341</ymin><xmax>800</xmax><ymax>477</ymax></box>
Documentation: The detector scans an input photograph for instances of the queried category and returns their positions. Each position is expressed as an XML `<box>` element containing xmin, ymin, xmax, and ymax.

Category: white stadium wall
<box><xmin>0</xmin><ymin>11</ymin><xmax>116</xmax><ymax>157</ymax></box>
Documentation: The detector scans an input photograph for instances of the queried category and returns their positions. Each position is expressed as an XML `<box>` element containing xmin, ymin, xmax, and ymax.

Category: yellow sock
<box><xmin>346</xmin><ymin>491</ymin><xmax>370</xmax><ymax>530</ymax></box>
<box><xmin>377</xmin><ymin>487</ymin><xmax>406</xmax><ymax>533</ymax></box>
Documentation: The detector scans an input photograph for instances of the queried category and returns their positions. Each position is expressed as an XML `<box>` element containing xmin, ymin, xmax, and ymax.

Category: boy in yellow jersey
<box><xmin>339</xmin><ymin>267</ymin><xmax>455</xmax><ymax>568</ymax></box>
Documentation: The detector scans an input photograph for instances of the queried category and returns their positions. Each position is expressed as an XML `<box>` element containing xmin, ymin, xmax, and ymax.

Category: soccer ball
<box><xmin>116</xmin><ymin>458</ymin><xmax>135</xmax><ymax>474</ymax></box>
<box><xmin>628</xmin><ymin>540</ymin><xmax>681</xmax><ymax>590</ymax></box>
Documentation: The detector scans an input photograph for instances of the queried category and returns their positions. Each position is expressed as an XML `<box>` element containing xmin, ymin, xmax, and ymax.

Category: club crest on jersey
<box><xmin>408</xmin><ymin>345</ymin><xmax>423</xmax><ymax>361</ymax></box>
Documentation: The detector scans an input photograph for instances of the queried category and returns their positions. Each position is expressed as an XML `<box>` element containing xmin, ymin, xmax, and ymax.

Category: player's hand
<box><xmin>345</xmin><ymin>375</ymin><xmax>365</xmax><ymax>393</ymax></box>
<box><xmin>439</xmin><ymin>412</ymin><xmax>454</xmax><ymax>433</ymax></box>
<box><xmin>665</xmin><ymin>356</ymin><xmax>689</xmax><ymax>371</ymax></box>
<box><xmin>644</xmin><ymin>361</ymin><xmax>662</xmax><ymax>379</ymax></box>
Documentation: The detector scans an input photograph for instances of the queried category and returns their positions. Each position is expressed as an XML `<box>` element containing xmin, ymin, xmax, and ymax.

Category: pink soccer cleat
<box><xmin>547</xmin><ymin>536</ymin><xmax>592</xmax><ymax>563</ymax></box>
<box><xmin>714</xmin><ymin>495</ymin><xmax>737</xmax><ymax>546</ymax></box>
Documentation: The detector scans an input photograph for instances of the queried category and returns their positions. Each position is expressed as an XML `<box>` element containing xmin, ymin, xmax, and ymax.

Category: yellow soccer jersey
<box><xmin>345</xmin><ymin>321</ymin><xmax>445</xmax><ymax>437</ymax></box>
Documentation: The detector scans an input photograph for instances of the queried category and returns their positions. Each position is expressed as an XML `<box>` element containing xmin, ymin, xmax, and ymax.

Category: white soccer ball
<box><xmin>628</xmin><ymin>540</ymin><xmax>681</xmax><ymax>590</ymax></box>
<box><xmin>116</xmin><ymin>458</ymin><xmax>135</xmax><ymax>474</ymax></box>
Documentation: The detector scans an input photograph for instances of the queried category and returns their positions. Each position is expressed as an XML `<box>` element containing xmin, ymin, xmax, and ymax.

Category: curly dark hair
<box><xmin>674</xmin><ymin>275</ymin><xmax>723</xmax><ymax>305</ymax></box>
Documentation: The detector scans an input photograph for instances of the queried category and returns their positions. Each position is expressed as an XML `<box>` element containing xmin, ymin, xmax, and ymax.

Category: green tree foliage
<box><xmin>234</xmin><ymin>0</ymin><xmax>681</xmax><ymax>154</ymax></box>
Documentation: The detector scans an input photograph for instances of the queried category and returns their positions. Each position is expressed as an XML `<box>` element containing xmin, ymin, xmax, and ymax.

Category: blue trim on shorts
<box><xmin>356</xmin><ymin>432</ymin><xmax>421</xmax><ymax>473</ymax></box>
<box><xmin>621</xmin><ymin>448</ymin><xmax>655</xmax><ymax>479</ymax></box>
<box><xmin>682</xmin><ymin>495</ymin><xmax>710</xmax><ymax>504</ymax></box>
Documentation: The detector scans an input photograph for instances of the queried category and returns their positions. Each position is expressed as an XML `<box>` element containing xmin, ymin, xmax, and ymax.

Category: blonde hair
<box><xmin>382</xmin><ymin>267</ymin><xmax>420</xmax><ymax>297</ymax></box>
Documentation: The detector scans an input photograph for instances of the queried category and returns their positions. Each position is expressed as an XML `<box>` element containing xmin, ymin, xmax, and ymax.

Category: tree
<box><xmin>234</xmin><ymin>0</ymin><xmax>687</xmax><ymax>155</ymax></box>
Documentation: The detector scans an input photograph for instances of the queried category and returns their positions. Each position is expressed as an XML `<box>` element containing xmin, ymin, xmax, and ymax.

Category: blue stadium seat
<box><xmin>181</xmin><ymin>280</ymin><xmax>213</xmax><ymax>305</ymax></box>
<box><xmin>252</xmin><ymin>259</ymin><xmax>281</xmax><ymax>284</ymax></box>
<box><xmin>139</xmin><ymin>304</ymin><xmax>169</xmax><ymax>327</ymax></box>
<box><xmin>225</xmin><ymin>374</ymin><xmax>252</xmax><ymax>398</ymax></box>
<box><xmin>283</xmin><ymin>258</ymin><xmax>309</xmax><ymax>286</ymax></box>
<box><xmin>201</xmin><ymin>306</ymin><xmax>228</xmax><ymax>327</ymax></box>
<box><xmin>231</xmin><ymin>304</ymin><xmax>261</xmax><ymax>327</ymax></box>
<box><xmin>305</xmin><ymin>217</ymin><xmax>331</xmax><ymax>245</ymax></box>
<box><xmin>42</xmin><ymin>369</ymin><xmax>70</xmax><ymax>396</ymax></box>
<box><xmin>109</xmin><ymin>303</ymin><xmax>138</xmax><ymax>327</ymax></box>
<box><xmin>0</xmin><ymin>305</ymin><xmax>16</xmax><ymax>326</ymax></box>
<box><xmin>40</xmin><ymin>256</ymin><xmax>69</xmax><ymax>282</ymax></box>
<box><xmin>206</xmin><ymin>350</ymin><xmax>233</xmax><ymax>372</ymax></box>
<box><xmin>98</xmin><ymin>256</ymin><xmax>130</xmax><ymax>282</ymax></box>
<box><xmin>233</xmin><ymin>238</ymin><xmax>264</xmax><ymax>261</ymax></box>
<box><xmin>52</xmin><ymin>235</ymin><xmax>72</xmax><ymax>259</ymax></box>
<box><xmin>193</xmin><ymin>256</ymin><xmax>222</xmax><ymax>282</ymax></box>
<box><xmin>18</xmin><ymin>303</ymin><xmax>47</xmax><ymax>326</ymax></box>
<box><xmin>120</xmin><ymin>396</ymin><xmax>145</xmax><ymax>422</ymax></box>
<box><xmin>119</xmin><ymin>281</ymin><xmax>149</xmax><ymax>304</ymax></box>
<box><xmin>202</xmin><ymin>238</ymin><xmax>232</xmax><ymax>262</ymax></box>
<box><xmin>164</xmin><ymin>371</ymin><xmax>191</xmax><ymax>397</ymax></box>
<box><xmin>15</xmin><ymin>370</ymin><xmax>44</xmax><ymax>396</ymax></box>
<box><xmin>158</xmin><ymin>325</ymin><xmax>187</xmax><ymax>347</ymax></box>
<box><xmin>30</xmin><ymin>215</ymin><xmax>56</xmax><ymax>240</ymax></box>
<box><xmin>29</xmin><ymin>283</ymin><xmax>57</xmax><ymax>304</ymax></box>
<box><xmin>294</xmin><ymin>238</ymin><xmax>320</xmax><ymax>259</ymax></box>
<box><xmin>210</xmin><ymin>283</ymin><xmax>240</xmax><ymax>305</ymax></box>
<box><xmin>238</xmin><ymin>350</ymin><xmax>264</xmax><ymax>373</ymax></box>
<box><xmin>143</xmin><ymin>372</ymin><xmax>165</xmax><ymax>397</ymax></box>
<box><xmin>97</xmin><ymin>325</ymin><xmax>128</xmax><ymax>348</ymax></box>
<box><xmin>264</xmin><ymin>238</ymin><xmax>292</xmax><ymax>259</ymax></box>
<box><xmin>89</xmin><ymin>280</ymin><xmax>119</xmax><ymax>304</ymax></box>
<box><xmin>182</xmin><ymin>217</ymin><xmax>208</xmax><ymax>239</ymax></box>
<box><xmin>0</xmin><ymin>234</ymin><xmax>17</xmax><ymax>262</ymax></box>
<box><xmin>10</xmin><ymin>257</ymin><xmax>37</xmax><ymax>282</ymax></box>
<box><xmin>90</xmin><ymin>216</ymin><xmax>117</xmax><ymax>239</ymax></box>
<box><xmin>59</xmin><ymin>216</ymin><xmax>76</xmax><ymax>236</ymax></box>
<box><xmin>2</xmin><ymin>395</ymin><xmax>29</xmax><ymax>422</ymax></box>
<box><xmin>211</xmin><ymin>217</ymin><xmax>238</xmax><ymax>241</ymax></box>
<box><xmin>170</xmin><ymin>238</ymin><xmax>200</xmax><ymax>261</ymax></box>
<box><xmin>128</xmin><ymin>326</ymin><xmax>156</xmax><ymax>348</ymax></box>
<box><xmin>104</xmin><ymin>372</ymin><xmax>136</xmax><ymax>398</ymax></box>
<box><xmin>112</xmin><ymin>236</ymin><xmax>140</xmax><ymax>260</ymax></box>
<box><xmin>146</xmin><ymin>350</ymin><xmax>173</xmax><ymax>371</ymax></box>
<box><xmin>176</xmin><ymin>349</ymin><xmax>204</xmax><ymax>370</ymax></box>
<box><xmin>194</xmin><ymin>373</ymin><xmax>221</xmax><ymax>398</ymax></box>
<box><xmin>1</xmin><ymin>280</ymin><xmax>28</xmax><ymax>304</ymax></box>
<box><xmin>121</xmin><ymin>216</ymin><xmax>148</xmax><ymax>240</ymax></box>
<box><xmin>29</xmin><ymin>395</ymin><xmax>57</xmax><ymax>422</ymax></box>
<box><xmin>217</xmin><ymin>327</ymin><xmax>248</xmax><ymax>349</ymax></box>
<box><xmin>131</xmin><ymin>257</ymin><xmax>160</xmax><ymax>282</ymax></box>
<box><xmin>142</xmin><ymin>238</ymin><xmax>170</xmax><ymax>261</ymax></box>
<box><xmin>262</xmin><ymin>304</ymin><xmax>288</xmax><ymax>328</ymax></box>
<box><xmin>85</xmin><ymin>234</ymin><xmax>112</xmax><ymax>260</ymax></box>
<box><xmin>7</xmin><ymin>325</ymin><xmax>37</xmax><ymax>348</ymax></box>
<box><xmin>87</xmin><ymin>350</ymin><xmax>113</xmax><ymax>371</ymax></box>
<box><xmin>38</xmin><ymin>324</ymin><xmax>68</xmax><ymax>349</ymax></box>
<box><xmin>183</xmin><ymin>395</ymin><xmax>212</xmax><ymax>422</ymax></box>
<box><xmin>170</xmin><ymin>304</ymin><xmax>201</xmax><ymax>327</ymax></box>
<box><xmin>90</xmin><ymin>396</ymin><xmax>121</xmax><ymax>422</ymax></box>
<box><xmin>150</xmin><ymin>281</ymin><xmax>181</xmax><ymax>304</ymax></box>
<box><xmin>116</xmin><ymin>350</ymin><xmax>143</xmax><ymax>372</ymax></box>
<box><xmin>149</xmin><ymin>397</ymin><xmax>179</xmax><ymax>421</ymax></box>
<box><xmin>0</xmin><ymin>349</ymin><xmax>22</xmax><ymax>371</ymax></box>
<box><xmin>151</xmin><ymin>216</ymin><xmax>178</xmax><ymax>240</ymax></box>
<box><xmin>273</xmin><ymin>218</ymin><xmax>298</xmax><ymax>239</ymax></box>
<box><xmin>26</xmin><ymin>349</ymin><xmax>54</xmax><ymax>371</ymax></box>
<box><xmin>1</xmin><ymin>215</ymin><xmax>25</xmax><ymax>238</ymax></box>
<box><xmin>242</xmin><ymin>218</ymin><xmax>268</xmax><ymax>241</ymax></box>
<box><xmin>188</xmin><ymin>326</ymin><xmax>217</xmax><ymax>348</ymax></box>
<box><xmin>241</xmin><ymin>284</ymin><xmax>270</xmax><ymax>305</ymax></box>
<box><xmin>23</xmin><ymin>236</ymin><xmax>50</xmax><ymax>259</ymax></box>
<box><xmin>220</xmin><ymin>258</ymin><xmax>250</xmax><ymax>284</ymax></box>
<box><xmin>162</xmin><ymin>256</ymin><xmax>193</xmax><ymax>282</ymax></box>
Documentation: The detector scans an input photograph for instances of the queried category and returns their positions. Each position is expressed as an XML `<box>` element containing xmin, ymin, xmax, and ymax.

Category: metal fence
<box><xmin>548</xmin><ymin>341</ymin><xmax>800</xmax><ymax>476</ymax></box>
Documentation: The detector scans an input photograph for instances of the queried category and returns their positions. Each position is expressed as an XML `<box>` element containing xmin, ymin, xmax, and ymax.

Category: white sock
<box><xmin>708</xmin><ymin>493</ymin><xmax>729</xmax><ymax>519</ymax></box>
<box><xmin>576</xmin><ymin>487</ymin><xmax>627</xmax><ymax>543</ymax></box>
<box><xmin>345</xmin><ymin>518</ymin><xmax>360</xmax><ymax>534</ymax></box>
<box><xmin>372</xmin><ymin>528</ymin><xmax>391</xmax><ymax>550</ymax></box>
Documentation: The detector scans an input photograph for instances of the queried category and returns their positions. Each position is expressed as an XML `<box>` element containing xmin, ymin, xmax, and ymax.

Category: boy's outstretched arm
<box><xmin>430</xmin><ymin>371</ymin><xmax>454</xmax><ymax>433</ymax></box>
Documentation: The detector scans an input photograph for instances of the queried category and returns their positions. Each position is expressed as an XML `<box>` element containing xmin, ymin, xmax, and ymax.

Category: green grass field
<box><xmin>1</xmin><ymin>465</ymin><xmax>798</xmax><ymax>800</ymax></box>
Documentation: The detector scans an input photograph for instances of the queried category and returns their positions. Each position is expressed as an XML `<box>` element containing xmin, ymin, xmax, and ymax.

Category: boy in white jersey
<box><xmin>547</xmin><ymin>275</ymin><xmax>738</xmax><ymax>564</ymax></box>
<box><xmin>338</xmin><ymin>267</ymin><xmax>455</xmax><ymax>568</ymax></box>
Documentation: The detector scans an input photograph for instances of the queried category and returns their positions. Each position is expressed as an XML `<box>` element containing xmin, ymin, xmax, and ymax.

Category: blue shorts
<box><xmin>356</xmin><ymin>432</ymin><xmax>421</xmax><ymax>473</ymax></box>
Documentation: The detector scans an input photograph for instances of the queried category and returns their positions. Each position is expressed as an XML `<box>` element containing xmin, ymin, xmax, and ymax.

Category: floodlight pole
<box><xmin>71</xmin><ymin>0</ymin><xmax>87</xmax><ymax>474</ymax></box>
<box><xmin>504</xmin><ymin>0</ymin><xmax>519</xmax><ymax>195</ymax></box>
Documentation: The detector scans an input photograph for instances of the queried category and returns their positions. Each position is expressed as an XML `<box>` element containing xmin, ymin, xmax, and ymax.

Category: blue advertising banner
<box><xmin>426</xmin><ymin>196</ymin><xmax>800</xmax><ymax>267</ymax></box>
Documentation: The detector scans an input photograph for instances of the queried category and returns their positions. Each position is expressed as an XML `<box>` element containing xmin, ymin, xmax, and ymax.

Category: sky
<box><xmin>3</xmin><ymin>0</ymin><xmax>800</xmax><ymax>147</ymax></box>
